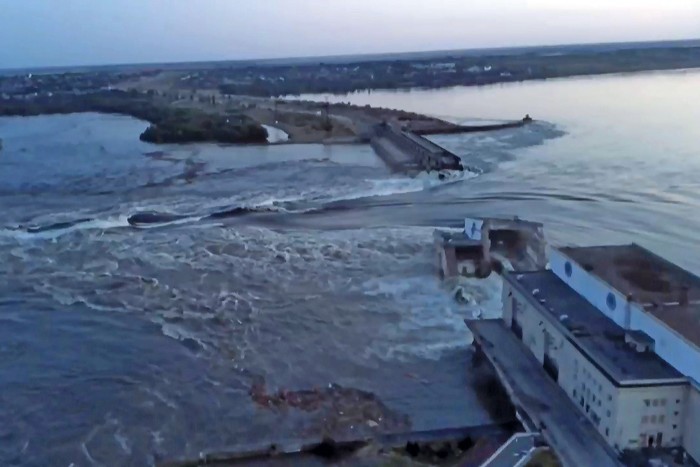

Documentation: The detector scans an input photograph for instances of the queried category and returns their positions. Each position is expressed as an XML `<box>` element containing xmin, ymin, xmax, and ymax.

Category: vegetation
<box><xmin>212</xmin><ymin>46</ymin><xmax>700</xmax><ymax>97</ymax></box>
<box><xmin>0</xmin><ymin>90</ymin><xmax>268</xmax><ymax>144</ymax></box>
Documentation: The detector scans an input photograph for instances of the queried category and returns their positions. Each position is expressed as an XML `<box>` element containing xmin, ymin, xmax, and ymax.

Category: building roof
<box><xmin>559</xmin><ymin>244</ymin><xmax>700</xmax><ymax>349</ymax></box>
<box><xmin>559</xmin><ymin>244</ymin><xmax>700</xmax><ymax>305</ymax></box>
<box><xmin>506</xmin><ymin>270</ymin><xmax>685</xmax><ymax>386</ymax></box>
<box><xmin>645</xmin><ymin>303</ymin><xmax>700</xmax><ymax>350</ymax></box>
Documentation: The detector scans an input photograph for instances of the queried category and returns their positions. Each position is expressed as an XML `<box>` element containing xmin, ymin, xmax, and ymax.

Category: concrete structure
<box><xmin>495</xmin><ymin>243</ymin><xmax>700</xmax><ymax>462</ymax></box>
<box><xmin>370</xmin><ymin>122</ymin><xmax>464</xmax><ymax>174</ymax></box>
<box><xmin>468</xmin><ymin>320</ymin><xmax>623</xmax><ymax>467</ymax></box>
<box><xmin>550</xmin><ymin>244</ymin><xmax>700</xmax><ymax>462</ymax></box>
<box><xmin>434</xmin><ymin>217</ymin><xmax>547</xmax><ymax>279</ymax></box>
<box><xmin>480</xmin><ymin>433</ymin><xmax>539</xmax><ymax>467</ymax></box>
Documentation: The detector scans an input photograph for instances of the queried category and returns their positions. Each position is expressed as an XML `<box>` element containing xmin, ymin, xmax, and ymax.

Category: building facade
<box><xmin>548</xmin><ymin>245</ymin><xmax>700</xmax><ymax>462</ymax></box>
<box><xmin>502</xmin><ymin>270</ymin><xmax>689</xmax><ymax>453</ymax></box>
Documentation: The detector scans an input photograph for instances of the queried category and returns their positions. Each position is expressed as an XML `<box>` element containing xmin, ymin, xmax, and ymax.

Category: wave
<box><xmin>26</xmin><ymin>217</ymin><xmax>95</xmax><ymax>234</ymax></box>
<box><xmin>311</xmin><ymin>170</ymin><xmax>478</xmax><ymax>205</ymax></box>
<box><xmin>127</xmin><ymin>211</ymin><xmax>193</xmax><ymax>228</ymax></box>
<box><xmin>2</xmin><ymin>168</ymin><xmax>481</xmax><ymax>240</ymax></box>
<box><xmin>0</xmin><ymin>215</ymin><xmax>132</xmax><ymax>241</ymax></box>
<box><xmin>207</xmin><ymin>205</ymin><xmax>284</xmax><ymax>220</ymax></box>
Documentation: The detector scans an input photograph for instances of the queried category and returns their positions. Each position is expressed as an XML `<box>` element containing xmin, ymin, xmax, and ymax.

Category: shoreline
<box><xmin>279</xmin><ymin>64</ymin><xmax>700</xmax><ymax>100</ymax></box>
<box><xmin>282</xmin><ymin>66</ymin><xmax>700</xmax><ymax>102</ymax></box>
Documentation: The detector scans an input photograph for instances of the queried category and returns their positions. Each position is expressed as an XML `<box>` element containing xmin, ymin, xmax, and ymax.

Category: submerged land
<box><xmin>1</xmin><ymin>39</ymin><xmax>699</xmax><ymax>145</ymax></box>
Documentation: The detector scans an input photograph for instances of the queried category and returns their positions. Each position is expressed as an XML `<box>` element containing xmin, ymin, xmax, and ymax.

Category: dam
<box><xmin>369</xmin><ymin>118</ymin><xmax>530</xmax><ymax>175</ymax></box>
<box><xmin>369</xmin><ymin>122</ymin><xmax>466</xmax><ymax>175</ymax></box>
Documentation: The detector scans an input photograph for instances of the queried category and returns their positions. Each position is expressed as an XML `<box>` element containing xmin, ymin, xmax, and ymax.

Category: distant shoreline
<box><xmin>2</xmin><ymin>38</ymin><xmax>698</xmax><ymax>76</ymax></box>
<box><xmin>286</xmin><ymin>66</ymin><xmax>700</xmax><ymax>99</ymax></box>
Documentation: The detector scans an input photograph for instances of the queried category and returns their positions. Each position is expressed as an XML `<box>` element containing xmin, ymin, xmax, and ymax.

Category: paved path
<box><xmin>468</xmin><ymin>320</ymin><xmax>622</xmax><ymax>467</ymax></box>
<box><xmin>481</xmin><ymin>433</ymin><xmax>538</xmax><ymax>467</ymax></box>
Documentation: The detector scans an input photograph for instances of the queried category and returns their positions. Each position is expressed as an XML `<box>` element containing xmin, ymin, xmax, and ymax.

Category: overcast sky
<box><xmin>1</xmin><ymin>0</ymin><xmax>699</xmax><ymax>68</ymax></box>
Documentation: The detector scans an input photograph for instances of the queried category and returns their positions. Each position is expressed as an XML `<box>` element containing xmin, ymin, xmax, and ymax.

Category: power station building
<box><xmin>500</xmin><ymin>243</ymin><xmax>700</xmax><ymax>461</ymax></box>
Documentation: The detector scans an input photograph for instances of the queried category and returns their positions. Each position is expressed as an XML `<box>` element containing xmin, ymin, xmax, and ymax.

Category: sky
<box><xmin>0</xmin><ymin>0</ymin><xmax>699</xmax><ymax>69</ymax></box>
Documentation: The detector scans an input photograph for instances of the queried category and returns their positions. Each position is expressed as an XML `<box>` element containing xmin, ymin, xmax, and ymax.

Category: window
<box><xmin>659</xmin><ymin>415</ymin><xmax>665</xmax><ymax>424</ymax></box>
<box><xmin>642</xmin><ymin>416</ymin><xmax>648</xmax><ymax>423</ymax></box>
<box><xmin>650</xmin><ymin>415</ymin><xmax>657</xmax><ymax>423</ymax></box>
<box><xmin>660</xmin><ymin>399</ymin><xmax>666</xmax><ymax>407</ymax></box>
<box><xmin>606</xmin><ymin>293</ymin><xmax>617</xmax><ymax>310</ymax></box>
<box><xmin>608</xmin><ymin>395</ymin><xmax>612</xmax><ymax>402</ymax></box>
<box><xmin>607</xmin><ymin>410</ymin><xmax>611</xmax><ymax>417</ymax></box>
<box><xmin>565</xmin><ymin>261</ymin><xmax>573</xmax><ymax>277</ymax></box>
<box><xmin>676</xmin><ymin>399</ymin><xmax>681</xmax><ymax>404</ymax></box>
<box><xmin>673</xmin><ymin>424</ymin><xmax>678</xmax><ymax>430</ymax></box>
<box><xmin>598</xmin><ymin>400</ymin><xmax>602</xmax><ymax>407</ymax></box>
<box><xmin>573</xmin><ymin>389</ymin><xmax>577</xmax><ymax>398</ymax></box>
<box><xmin>644</xmin><ymin>399</ymin><xmax>651</xmax><ymax>407</ymax></box>
<box><xmin>605</xmin><ymin>428</ymin><xmax>609</xmax><ymax>436</ymax></box>
<box><xmin>652</xmin><ymin>399</ymin><xmax>658</xmax><ymax>407</ymax></box>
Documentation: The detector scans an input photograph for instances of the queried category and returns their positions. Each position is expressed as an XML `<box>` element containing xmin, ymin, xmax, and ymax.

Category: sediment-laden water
<box><xmin>1</xmin><ymin>69</ymin><xmax>699</xmax><ymax>465</ymax></box>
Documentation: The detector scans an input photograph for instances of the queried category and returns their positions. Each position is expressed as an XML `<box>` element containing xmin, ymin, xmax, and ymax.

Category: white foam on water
<box><xmin>360</xmin><ymin>271</ymin><xmax>503</xmax><ymax>362</ymax></box>
<box><xmin>262</xmin><ymin>124</ymin><xmax>289</xmax><ymax>144</ymax></box>
<box><xmin>129</xmin><ymin>215</ymin><xmax>203</xmax><ymax>230</ymax></box>
<box><xmin>114</xmin><ymin>430</ymin><xmax>131</xmax><ymax>455</ymax></box>
<box><xmin>0</xmin><ymin>215</ymin><xmax>132</xmax><ymax>242</ymax></box>
<box><xmin>319</xmin><ymin>170</ymin><xmax>479</xmax><ymax>204</ymax></box>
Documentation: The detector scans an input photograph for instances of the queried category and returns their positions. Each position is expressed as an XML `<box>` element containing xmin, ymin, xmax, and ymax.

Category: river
<box><xmin>1</xmin><ymin>69</ymin><xmax>699</xmax><ymax>465</ymax></box>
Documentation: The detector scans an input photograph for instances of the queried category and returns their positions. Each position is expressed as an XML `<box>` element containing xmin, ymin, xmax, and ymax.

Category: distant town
<box><xmin>1</xmin><ymin>40</ymin><xmax>699</xmax><ymax>146</ymax></box>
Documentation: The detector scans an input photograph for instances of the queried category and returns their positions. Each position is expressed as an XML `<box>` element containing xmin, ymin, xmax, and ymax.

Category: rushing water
<box><xmin>1</xmin><ymin>69</ymin><xmax>699</xmax><ymax>465</ymax></box>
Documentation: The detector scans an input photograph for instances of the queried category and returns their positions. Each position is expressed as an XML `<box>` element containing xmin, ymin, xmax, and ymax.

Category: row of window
<box><xmin>644</xmin><ymin>398</ymin><xmax>667</xmax><ymax>407</ymax></box>
<box><xmin>642</xmin><ymin>415</ymin><xmax>666</xmax><ymax>424</ymax></box>
<box><xmin>643</xmin><ymin>397</ymin><xmax>681</xmax><ymax>407</ymax></box>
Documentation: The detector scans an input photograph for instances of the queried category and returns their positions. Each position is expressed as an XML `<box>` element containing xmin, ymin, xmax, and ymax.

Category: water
<box><xmin>262</xmin><ymin>124</ymin><xmax>290</xmax><ymax>143</ymax></box>
<box><xmin>1</xmin><ymin>69</ymin><xmax>699</xmax><ymax>465</ymax></box>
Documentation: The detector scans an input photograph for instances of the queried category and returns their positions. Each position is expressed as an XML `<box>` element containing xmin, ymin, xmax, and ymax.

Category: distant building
<box><xmin>501</xmin><ymin>243</ymin><xmax>700</xmax><ymax>461</ymax></box>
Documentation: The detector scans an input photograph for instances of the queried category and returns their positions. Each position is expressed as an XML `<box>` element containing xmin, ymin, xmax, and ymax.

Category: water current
<box><xmin>1</xmin><ymin>69</ymin><xmax>699</xmax><ymax>465</ymax></box>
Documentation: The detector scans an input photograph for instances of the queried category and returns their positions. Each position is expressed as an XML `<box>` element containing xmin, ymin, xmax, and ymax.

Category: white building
<box><xmin>502</xmin><ymin>243</ymin><xmax>700</xmax><ymax>461</ymax></box>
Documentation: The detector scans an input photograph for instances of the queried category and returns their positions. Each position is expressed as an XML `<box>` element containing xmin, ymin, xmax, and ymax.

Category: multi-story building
<box><xmin>501</xmin><ymin>243</ymin><xmax>700</xmax><ymax>461</ymax></box>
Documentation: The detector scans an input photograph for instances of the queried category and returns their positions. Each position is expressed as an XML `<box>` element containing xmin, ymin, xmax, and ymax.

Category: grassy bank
<box><xmin>0</xmin><ymin>90</ymin><xmax>268</xmax><ymax>144</ymax></box>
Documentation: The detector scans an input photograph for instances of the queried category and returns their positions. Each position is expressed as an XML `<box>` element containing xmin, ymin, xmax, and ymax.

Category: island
<box><xmin>0</xmin><ymin>90</ymin><xmax>269</xmax><ymax>144</ymax></box>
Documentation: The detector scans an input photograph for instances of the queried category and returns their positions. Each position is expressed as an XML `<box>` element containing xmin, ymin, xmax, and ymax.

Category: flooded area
<box><xmin>1</xmin><ymin>69</ymin><xmax>700</xmax><ymax>465</ymax></box>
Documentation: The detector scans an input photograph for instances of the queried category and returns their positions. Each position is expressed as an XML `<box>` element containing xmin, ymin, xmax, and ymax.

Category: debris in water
<box><xmin>249</xmin><ymin>380</ymin><xmax>411</xmax><ymax>437</ymax></box>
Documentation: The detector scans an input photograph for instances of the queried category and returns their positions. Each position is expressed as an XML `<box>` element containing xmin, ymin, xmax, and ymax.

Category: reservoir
<box><xmin>1</xmin><ymin>69</ymin><xmax>699</xmax><ymax>465</ymax></box>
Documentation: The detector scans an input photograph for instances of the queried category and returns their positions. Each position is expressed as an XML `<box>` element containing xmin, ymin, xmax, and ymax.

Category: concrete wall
<box><xmin>502</xmin><ymin>283</ymin><xmax>514</xmax><ymax>327</ymax></box>
<box><xmin>436</xmin><ymin>244</ymin><xmax>457</xmax><ymax>278</ymax></box>
<box><xmin>505</xmin><ymin>280</ymin><xmax>688</xmax><ymax>453</ymax></box>
<box><xmin>552</xmin><ymin>248</ymin><xmax>700</xmax><ymax>385</ymax></box>
<box><xmin>614</xmin><ymin>385</ymin><xmax>687</xmax><ymax>450</ymax></box>
<box><xmin>683</xmin><ymin>385</ymin><xmax>700</xmax><ymax>462</ymax></box>
<box><xmin>629</xmin><ymin>307</ymin><xmax>700</xmax><ymax>385</ymax></box>
<box><xmin>550</xmin><ymin>249</ymin><xmax>631</xmax><ymax>327</ymax></box>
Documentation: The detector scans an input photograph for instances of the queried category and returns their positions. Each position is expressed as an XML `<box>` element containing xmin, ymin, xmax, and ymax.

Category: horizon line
<box><xmin>2</xmin><ymin>37</ymin><xmax>699</xmax><ymax>75</ymax></box>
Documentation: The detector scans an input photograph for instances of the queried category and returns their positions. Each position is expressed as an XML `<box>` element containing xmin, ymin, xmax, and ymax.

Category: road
<box><xmin>468</xmin><ymin>320</ymin><xmax>622</xmax><ymax>467</ymax></box>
